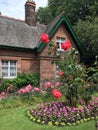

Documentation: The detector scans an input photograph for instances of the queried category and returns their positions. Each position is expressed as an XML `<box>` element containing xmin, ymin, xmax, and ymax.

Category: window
<box><xmin>1</xmin><ymin>60</ymin><xmax>17</xmax><ymax>78</ymax></box>
<box><xmin>56</xmin><ymin>37</ymin><xmax>66</xmax><ymax>51</ymax></box>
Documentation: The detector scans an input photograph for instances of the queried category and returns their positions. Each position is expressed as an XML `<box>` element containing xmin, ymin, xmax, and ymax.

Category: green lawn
<box><xmin>0</xmin><ymin>107</ymin><xmax>95</xmax><ymax>130</ymax></box>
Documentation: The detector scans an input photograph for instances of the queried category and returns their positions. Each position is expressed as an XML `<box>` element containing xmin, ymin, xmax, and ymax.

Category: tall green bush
<box><xmin>55</xmin><ymin>48</ymin><xmax>97</xmax><ymax>106</ymax></box>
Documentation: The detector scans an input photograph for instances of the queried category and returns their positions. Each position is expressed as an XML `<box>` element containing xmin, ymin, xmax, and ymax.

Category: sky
<box><xmin>0</xmin><ymin>0</ymin><xmax>48</xmax><ymax>20</ymax></box>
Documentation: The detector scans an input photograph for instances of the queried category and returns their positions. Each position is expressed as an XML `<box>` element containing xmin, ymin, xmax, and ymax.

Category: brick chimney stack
<box><xmin>25</xmin><ymin>0</ymin><xmax>36</xmax><ymax>26</ymax></box>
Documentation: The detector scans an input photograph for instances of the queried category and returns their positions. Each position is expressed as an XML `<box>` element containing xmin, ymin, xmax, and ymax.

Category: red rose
<box><xmin>61</xmin><ymin>40</ymin><xmax>71</xmax><ymax>51</ymax></box>
<box><xmin>40</xmin><ymin>33</ymin><xmax>49</xmax><ymax>43</ymax></box>
<box><xmin>52</xmin><ymin>89</ymin><xmax>62</xmax><ymax>98</ymax></box>
<box><xmin>58</xmin><ymin>71</ymin><xmax>63</xmax><ymax>77</ymax></box>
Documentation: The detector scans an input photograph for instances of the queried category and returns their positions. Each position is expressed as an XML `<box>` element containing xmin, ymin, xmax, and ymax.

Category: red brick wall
<box><xmin>0</xmin><ymin>49</ymin><xmax>39</xmax><ymax>74</ymax></box>
<box><xmin>39</xmin><ymin>57</ymin><xmax>56</xmax><ymax>81</ymax></box>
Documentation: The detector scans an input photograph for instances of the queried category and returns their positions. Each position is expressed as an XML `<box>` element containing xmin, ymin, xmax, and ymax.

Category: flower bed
<box><xmin>27</xmin><ymin>97</ymin><xmax>98</xmax><ymax>127</ymax></box>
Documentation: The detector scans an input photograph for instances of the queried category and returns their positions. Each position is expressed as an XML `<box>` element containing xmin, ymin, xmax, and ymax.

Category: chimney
<box><xmin>25</xmin><ymin>0</ymin><xmax>36</xmax><ymax>26</ymax></box>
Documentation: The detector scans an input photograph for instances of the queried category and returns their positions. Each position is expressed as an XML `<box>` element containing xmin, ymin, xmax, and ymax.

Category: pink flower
<box><xmin>44</xmin><ymin>82</ymin><xmax>51</xmax><ymax>88</ymax></box>
<box><xmin>26</xmin><ymin>84</ymin><xmax>32</xmax><ymax>90</ymax></box>
<box><xmin>52</xmin><ymin>89</ymin><xmax>62</xmax><ymax>98</ymax></box>
<box><xmin>55</xmin><ymin>82</ymin><xmax>60</xmax><ymax>86</ymax></box>
<box><xmin>50</xmin><ymin>85</ymin><xmax>54</xmax><ymax>89</ymax></box>
<box><xmin>18</xmin><ymin>88</ymin><xmax>24</xmax><ymax>94</ymax></box>
<box><xmin>0</xmin><ymin>92</ymin><xmax>6</xmax><ymax>99</ymax></box>
<box><xmin>17</xmin><ymin>84</ymin><xmax>32</xmax><ymax>94</ymax></box>
<box><xmin>61</xmin><ymin>39</ymin><xmax>71</xmax><ymax>51</ymax></box>
<box><xmin>1</xmin><ymin>92</ymin><xmax>6</xmax><ymax>95</ymax></box>
<box><xmin>25</xmin><ymin>87</ymin><xmax>30</xmax><ymax>93</ymax></box>
<box><xmin>40</xmin><ymin>33</ymin><xmax>49</xmax><ymax>43</ymax></box>
<box><xmin>33</xmin><ymin>87</ymin><xmax>40</xmax><ymax>92</ymax></box>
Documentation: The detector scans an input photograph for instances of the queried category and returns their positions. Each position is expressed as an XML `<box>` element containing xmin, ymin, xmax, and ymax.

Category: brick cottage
<box><xmin>0</xmin><ymin>0</ymin><xmax>84</xmax><ymax>84</ymax></box>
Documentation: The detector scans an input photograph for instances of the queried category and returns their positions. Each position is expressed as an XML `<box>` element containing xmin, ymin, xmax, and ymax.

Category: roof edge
<box><xmin>0</xmin><ymin>45</ymin><xmax>37</xmax><ymax>52</ymax></box>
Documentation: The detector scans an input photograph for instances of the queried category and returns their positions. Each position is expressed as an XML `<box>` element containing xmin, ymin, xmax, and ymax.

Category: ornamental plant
<box><xmin>41</xmin><ymin>81</ymin><xmax>62</xmax><ymax>100</ymax></box>
<box><xmin>40</xmin><ymin>33</ymin><xmax>97</xmax><ymax>106</ymax></box>
<box><xmin>27</xmin><ymin>97</ymin><xmax>98</xmax><ymax>127</ymax></box>
<box><xmin>52</xmin><ymin>89</ymin><xmax>62</xmax><ymax>98</ymax></box>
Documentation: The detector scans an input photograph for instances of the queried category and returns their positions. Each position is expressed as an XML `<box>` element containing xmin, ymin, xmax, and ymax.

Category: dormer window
<box><xmin>56</xmin><ymin>37</ymin><xmax>66</xmax><ymax>51</ymax></box>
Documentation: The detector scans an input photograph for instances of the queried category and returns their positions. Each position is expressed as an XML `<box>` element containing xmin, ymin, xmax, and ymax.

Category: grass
<box><xmin>0</xmin><ymin>107</ymin><xmax>95</xmax><ymax>130</ymax></box>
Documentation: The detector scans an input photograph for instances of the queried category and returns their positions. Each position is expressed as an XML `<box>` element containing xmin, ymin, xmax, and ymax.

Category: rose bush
<box><xmin>39</xmin><ymin>33</ymin><xmax>98</xmax><ymax>106</ymax></box>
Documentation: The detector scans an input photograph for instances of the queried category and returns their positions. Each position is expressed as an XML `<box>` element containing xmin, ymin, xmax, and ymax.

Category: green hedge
<box><xmin>0</xmin><ymin>73</ymin><xmax>39</xmax><ymax>92</ymax></box>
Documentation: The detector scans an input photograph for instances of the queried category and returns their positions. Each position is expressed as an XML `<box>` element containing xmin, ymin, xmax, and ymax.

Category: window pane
<box><xmin>10</xmin><ymin>61</ymin><xmax>16</xmax><ymax>67</ymax></box>
<box><xmin>10</xmin><ymin>63</ymin><xmax>17</xmax><ymax>77</ymax></box>
<box><xmin>56</xmin><ymin>37</ymin><xmax>66</xmax><ymax>50</ymax></box>
<box><xmin>2</xmin><ymin>66</ymin><xmax>8</xmax><ymax>77</ymax></box>
<box><xmin>2</xmin><ymin>72</ymin><xmax>8</xmax><ymax>77</ymax></box>
<box><xmin>61</xmin><ymin>38</ymin><xmax>65</xmax><ymax>42</ymax></box>
<box><xmin>10</xmin><ymin>73</ymin><xmax>16</xmax><ymax>77</ymax></box>
<box><xmin>2</xmin><ymin>70</ymin><xmax>8</xmax><ymax>77</ymax></box>
<box><xmin>2</xmin><ymin>60</ymin><xmax>17</xmax><ymax>78</ymax></box>
<box><xmin>2</xmin><ymin>61</ymin><xmax>8</xmax><ymax>66</ymax></box>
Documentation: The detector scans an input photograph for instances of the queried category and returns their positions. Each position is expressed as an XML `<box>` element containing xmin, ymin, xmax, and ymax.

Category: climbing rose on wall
<box><xmin>58</xmin><ymin>71</ymin><xmax>63</xmax><ymax>77</ymax></box>
<box><xmin>52</xmin><ymin>89</ymin><xmax>62</xmax><ymax>98</ymax></box>
<box><xmin>61</xmin><ymin>39</ymin><xmax>71</xmax><ymax>51</ymax></box>
<box><xmin>40</xmin><ymin>33</ymin><xmax>49</xmax><ymax>43</ymax></box>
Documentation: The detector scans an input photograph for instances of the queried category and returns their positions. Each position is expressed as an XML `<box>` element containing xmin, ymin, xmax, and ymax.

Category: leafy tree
<box><xmin>74</xmin><ymin>17</ymin><xmax>98</xmax><ymax>64</ymax></box>
<box><xmin>50</xmin><ymin>0</ymin><xmax>98</xmax><ymax>22</ymax></box>
<box><xmin>37</xmin><ymin>0</ymin><xmax>98</xmax><ymax>25</ymax></box>
<box><xmin>36</xmin><ymin>7</ymin><xmax>53</xmax><ymax>25</ymax></box>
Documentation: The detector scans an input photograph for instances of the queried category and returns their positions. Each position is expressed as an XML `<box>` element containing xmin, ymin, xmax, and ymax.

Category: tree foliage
<box><xmin>74</xmin><ymin>17</ymin><xmax>98</xmax><ymax>64</ymax></box>
<box><xmin>36</xmin><ymin>7</ymin><xmax>53</xmax><ymax>25</ymax></box>
<box><xmin>37</xmin><ymin>0</ymin><xmax>98</xmax><ymax>24</ymax></box>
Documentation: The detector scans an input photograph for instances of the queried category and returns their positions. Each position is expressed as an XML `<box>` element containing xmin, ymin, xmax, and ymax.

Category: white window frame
<box><xmin>56</xmin><ymin>37</ymin><xmax>66</xmax><ymax>51</ymax></box>
<box><xmin>1</xmin><ymin>60</ymin><xmax>17</xmax><ymax>78</ymax></box>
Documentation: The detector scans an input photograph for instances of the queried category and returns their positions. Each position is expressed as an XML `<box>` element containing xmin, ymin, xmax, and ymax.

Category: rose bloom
<box><xmin>33</xmin><ymin>87</ymin><xmax>40</xmax><ymax>92</ymax></box>
<box><xmin>58</xmin><ymin>71</ymin><xmax>63</xmax><ymax>77</ymax></box>
<box><xmin>40</xmin><ymin>33</ymin><xmax>49</xmax><ymax>43</ymax></box>
<box><xmin>55</xmin><ymin>82</ymin><xmax>60</xmax><ymax>86</ymax></box>
<box><xmin>61</xmin><ymin>39</ymin><xmax>71</xmax><ymax>51</ymax></box>
<box><xmin>44</xmin><ymin>82</ymin><xmax>51</xmax><ymax>88</ymax></box>
<box><xmin>52</xmin><ymin>89</ymin><xmax>62</xmax><ymax>98</ymax></box>
<box><xmin>26</xmin><ymin>84</ymin><xmax>32</xmax><ymax>90</ymax></box>
<box><xmin>1</xmin><ymin>92</ymin><xmax>6</xmax><ymax>95</ymax></box>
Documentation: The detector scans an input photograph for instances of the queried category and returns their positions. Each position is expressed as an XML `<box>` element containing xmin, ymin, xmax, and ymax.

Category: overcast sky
<box><xmin>0</xmin><ymin>0</ymin><xmax>48</xmax><ymax>20</ymax></box>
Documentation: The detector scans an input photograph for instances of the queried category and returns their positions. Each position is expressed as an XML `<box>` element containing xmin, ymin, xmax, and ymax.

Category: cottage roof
<box><xmin>0</xmin><ymin>15</ymin><xmax>46</xmax><ymax>50</ymax></box>
<box><xmin>0</xmin><ymin>12</ymin><xmax>84</xmax><ymax>55</ymax></box>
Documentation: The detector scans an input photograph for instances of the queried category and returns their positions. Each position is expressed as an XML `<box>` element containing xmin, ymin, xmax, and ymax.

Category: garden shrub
<box><xmin>39</xmin><ymin>33</ymin><xmax>98</xmax><ymax>106</ymax></box>
<box><xmin>0</xmin><ymin>78</ymin><xmax>11</xmax><ymax>92</ymax></box>
<box><xmin>0</xmin><ymin>73</ymin><xmax>39</xmax><ymax>92</ymax></box>
<box><xmin>11</xmin><ymin>73</ymin><xmax>39</xmax><ymax>89</ymax></box>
